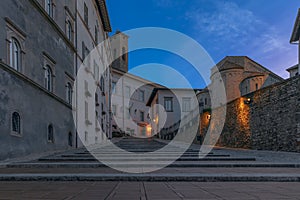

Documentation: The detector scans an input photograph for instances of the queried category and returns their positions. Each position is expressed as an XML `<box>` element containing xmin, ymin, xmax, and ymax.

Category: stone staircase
<box><xmin>1</xmin><ymin>137</ymin><xmax>300</xmax><ymax>181</ymax></box>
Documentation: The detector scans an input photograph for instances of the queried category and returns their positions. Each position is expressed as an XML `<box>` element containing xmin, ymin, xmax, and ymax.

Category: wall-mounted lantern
<box><xmin>207</xmin><ymin>114</ymin><xmax>211</xmax><ymax>120</ymax></box>
<box><xmin>244</xmin><ymin>97</ymin><xmax>252</xmax><ymax>104</ymax></box>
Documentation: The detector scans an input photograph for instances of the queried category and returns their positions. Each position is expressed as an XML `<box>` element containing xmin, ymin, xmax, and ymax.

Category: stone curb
<box><xmin>0</xmin><ymin>173</ymin><xmax>300</xmax><ymax>182</ymax></box>
<box><xmin>6</xmin><ymin>163</ymin><xmax>300</xmax><ymax>168</ymax></box>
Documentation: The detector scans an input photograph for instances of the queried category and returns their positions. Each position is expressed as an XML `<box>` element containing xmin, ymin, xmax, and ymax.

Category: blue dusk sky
<box><xmin>106</xmin><ymin>0</ymin><xmax>299</xmax><ymax>88</ymax></box>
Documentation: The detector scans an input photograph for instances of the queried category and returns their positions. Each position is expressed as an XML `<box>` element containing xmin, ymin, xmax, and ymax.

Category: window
<box><xmin>95</xmin><ymin>26</ymin><xmax>98</xmax><ymax>44</ymax></box>
<box><xmin>12</xmin><ymin>112</ymin><xmax>21</xmax><ymax>135</ymax></box>
<box><xmin>164</xmin><ymin>97</ymin><xmax>173</xmax><ymax>112</ymax></box>
<box><xmin>112</xmin><ymin>81</ymin><xmax>116</xmax><ymax>94</ymax></box>
<box><xmin>204</xmin><ymin>98</ymin><xmax>207</xmax><ymax>105</ymax></box>
<box><xmin>84</xmin><ymin>3</ymin><xmax>88</xmax><ymax>26</ymax></box>
<box><xmin>9</xmin><ymin>38</ymin><xmax>21</xmax><ymax>71</ymax></box>
<box><xmin>45</xmin><ymin>65</ymin><xmax>53</xmax><ymax>92</ymax></box>
<box><xmin>112</xmin><ymin>105</ymin><xmax>117</xmax><ymax>116</ymax></box>
<box><xmin>48</xmin><ymin>124</ymin><xmax>54</xmax><ymax>143</ymax></box>
<box><xmin>140</xmin><ymin>111</ymin><xmax>144</xmax><ymax>122</ymax></box>
<box><xmin>182</xmin><ymin>97</ymin><xmax>191</xmax><ymax>112</ymax></box>
<box><xmin>66</xmin><ymin>20</ymin><xmax>72</xmax><ymax>41</ymax></box>
<box><xmin>94</xmin><ymin>61</ymin><xmax>99</xmax><ymax>82</ymax></box>
<box><xmin>95</xmin><ymin>93</ymin><xmax>99</xmax><ymax>106</ymax></box>
<box><xmin>113</xmin><ymin>49</ymin><xmax>117</xmax><ymax>59</ymax></box>
<box><xmin>122</xmin><ymin>47</ymin><xmax>126</xmax><ymax>61</ymax></box>
<box><xmin>255</xmin><ymin>83</ymin><xmax>258</xmax><ymax>90</ymax></box>
<box><xmin>125</xmin><ymin>86</ymin><xmax>130</xmax><ymax>98</ymax></box>
<box><xmin>85</xmin><ymin>101</ymin><xmax>88</xmax><ymax>120</ymax></box>
<box><xmin>66</xmin><ymin>82</ymin><xmax>72</xmax><ymax>104</ymax></box>
<box><xmin>68</xmin><ymin>132</ymin><xmax>73</xmax><ymax>147</ymax></box>
<box><xmin>125</xmin><ymin>107</ymin><xmax>130</xmax><ymax>119</ymax></box>
<box><xmin>84</xmin><ymin>131</ymin><xmax>88</xmax><ymax>142</ymax></box>
<box><xmin>100</xmin><ymin>76</ymin><xmax>105</xmax><ymax>92</ymax></box>
<box><xmin>45</xmin><ymin>0</ymin><xmax>54</xmax><ymax>18</ymax></box>
<box><xmin>139</xmin><ymin>90</ymin><xmax>145</xmax><ymax>102</ymax></box>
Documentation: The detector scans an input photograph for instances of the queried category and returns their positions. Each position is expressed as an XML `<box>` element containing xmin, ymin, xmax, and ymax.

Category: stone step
<box><xmin>0</xmin><ymin>173</ymin><xmax>299</xmax><ymax>182</ymax></box>
<box><xmin>60</xmin><ymin>154</ymin><xmax>230</xmax><ymax>158</ymax></box>
<box><xmin>8</xmin><ymin>163</ymin><xmax>300</xmax><ymax>169</ymax></box>
<box><xmin>37</xmin><ymin>157</ymin><xmax>256</xmax><ymax>162</ymax></box>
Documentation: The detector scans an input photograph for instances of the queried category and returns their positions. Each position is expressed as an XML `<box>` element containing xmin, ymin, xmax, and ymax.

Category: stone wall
<box><xmin>206</xmin><ymin>76</ymin><xmax>300</xmax><ymax>152</ymax></box>
<box><xmin>250</xmin><ymin>76</ymin><xmax>300</xmax><ymax>152</ymax></box>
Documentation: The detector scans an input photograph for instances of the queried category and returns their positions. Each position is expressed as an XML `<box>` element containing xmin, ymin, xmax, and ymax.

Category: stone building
<box><xmin>146</xmin><ymin>88</ymin><xmax>201</xmax><ymax>139</ymax></box>
<box><xmin>210</xmin><ymin>56</ymin><xmax>283</xmax><ymax>102</ymax></box>
<box><xmin>287</xmin><ymin>65</ymin><xmax>299</xmax><ymax>78</ymax></box>
<box><xmin>110</xmin><ymin>31</ymin><xmax>163</xmax><ymax>137</ymax></box>
<box><xmin>0</xmin><ymin>0</ymin><xmax>112</xmax><ymax>160</ymax></box>
<box><xmin>74</xmin><ymin>0</ymin><xmax>112</xmax><ymax>147</ymax></box>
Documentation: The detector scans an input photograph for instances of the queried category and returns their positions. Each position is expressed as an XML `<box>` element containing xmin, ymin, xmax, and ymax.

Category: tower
<box><xmin>110</xmin><ymin>30</ymin><xmax>129</xmax><ymax>72</ymax></box>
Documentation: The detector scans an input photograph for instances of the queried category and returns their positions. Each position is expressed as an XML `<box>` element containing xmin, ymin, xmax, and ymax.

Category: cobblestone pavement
<box><xmin>0</xmin><ymin>181</ymin><xmax>300</xmax><ymax>200</ymax></box>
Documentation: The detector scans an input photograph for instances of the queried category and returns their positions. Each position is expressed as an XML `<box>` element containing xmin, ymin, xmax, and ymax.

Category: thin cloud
<box><xmin>185</xmin><ymin>1</ymin><xmax>288</xmax><ymax>55</ymax></box>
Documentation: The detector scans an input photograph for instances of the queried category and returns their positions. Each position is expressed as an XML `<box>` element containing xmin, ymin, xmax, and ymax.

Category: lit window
<box><xmin>12</xmin><ymin>112</ymin><xmax>21</xmax><ymax>134</ymax></box>
<box><xmin>9</xmin><ymin>38</ymin><xmax>21</xmax><ymax>71</ymax></box>
<box><xmin>66</xmin><ymin>82</ymin><xmax>72</xmax><ymax>104</ymax></box>
<box><xmin>45</xmin><ymin>65</ymin><xmax>53</xmax><ymax>92</ymax></box>
<box><xmin>164</xmin><ymin>97</ymin><xmax>173</xmax><ymax>112</ymax></box>
<box><xmin>48</xmin><ymin>124</ymin><xmax>54</xmax><ymax>143</ymax></box>
<box><xmin>182</xmin><ymin>97</ymin><xmax>191</xmax><ymax>112</ymax></box>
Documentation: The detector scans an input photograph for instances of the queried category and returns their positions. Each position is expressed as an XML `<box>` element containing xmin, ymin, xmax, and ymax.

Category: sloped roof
<box><xmin>95</xmin><ymin>0</ymin><xmax>112</xmax><ymax>32</ymax></box>
<box><xmin>286</xmin><ymin>64</ymin><xmax>298</xmax><ymax>72</ymax></box>
<box><xmin>213</xmin><ymin>56</ymin><xmax>283</xmax><ymax>81</ymax></box>
<box><xmin>290</xmin><ymin>8</ymin><xmax>300</xmax><ymax>43</ymax></box>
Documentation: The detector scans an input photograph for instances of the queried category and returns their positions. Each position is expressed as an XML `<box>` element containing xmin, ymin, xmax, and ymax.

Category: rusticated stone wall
<box><xmin>200</xmin><ymin>76</ymin><xmax>300</xmax><ymax>152</ymax></box>
<box><xmin>250</xmin><ymin>75</ymin><xmax>300</xmax><ymax>152</ymax></box>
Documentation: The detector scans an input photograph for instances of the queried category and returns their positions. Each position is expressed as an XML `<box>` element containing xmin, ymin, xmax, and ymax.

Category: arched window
<box><xmin>12</xmin><ymin>112</ymin><xmax>21</xmax><ymax>134</ymax></box>
<box><xmin>10</xmin><ymin>38</ymin><xmax>21</xmax><ymax>71</ymax></box>
<box><xmin>66</xmin><ymin>82</ymin><xmax>72</xmax><ymax>104</ymax></box>
<box><xmin>66</xmin><ymin>20</ymin><xmax>72</xmax><ymax>41</ymax></box>
<box><xmin>45</xmin><ymin>65</ymin><xmax>53</xmax><ymax>92</ymax></box>
<box><xmin>68</xmin><ymin>132</ymin><xmax>73</xmax><ymax>147</ymax></box>
<box><xmin>48</xmin><ymin>124</ymin><xmax>54</xmax><ymax>143</ymax></box>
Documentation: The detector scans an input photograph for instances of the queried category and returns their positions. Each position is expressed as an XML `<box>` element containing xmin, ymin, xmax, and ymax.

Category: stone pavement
<box><xmin>1</xmin><ymin>137</ymin><xmax>300</xmax><ymax>199</ymax></box>
<box><xmin>0</xmin><ymin>181</ymin><xmax>300</xmax><ymax>199</ymax></box>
